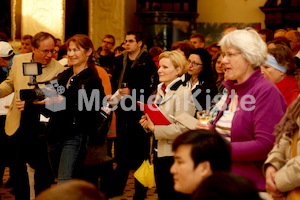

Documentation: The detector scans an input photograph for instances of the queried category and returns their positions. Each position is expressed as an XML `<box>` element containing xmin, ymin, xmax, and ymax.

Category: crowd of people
<box><xmin>0</xmin><ymin>26</ymin><xmax>300</xmax><ymax>200</ymax></box>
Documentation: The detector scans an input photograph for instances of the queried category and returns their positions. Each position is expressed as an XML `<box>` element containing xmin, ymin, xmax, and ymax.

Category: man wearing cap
<box><xmin>0</xmin><ymin>41</ymin><xmax>15</xmax><ymax>188</ymax></box>
<box><xmin>0</xmin><ymin>32</ymin><xmax>65</xmax><ymax>200</ymax></box>
<box><xmin>0</xmin><ymin>41</ymin><xmax>14</xmax><ymax>81</ymax></box>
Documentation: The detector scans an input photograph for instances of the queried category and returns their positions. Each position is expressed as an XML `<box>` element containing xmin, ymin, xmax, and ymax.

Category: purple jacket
<box><xmin>214</xmin><ymin>68</ymin><xmax>286</xmax><ymax>191</ymax></box>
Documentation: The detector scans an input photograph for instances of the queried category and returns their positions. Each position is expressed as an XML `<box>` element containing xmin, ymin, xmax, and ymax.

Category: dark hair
<box><xmin>35</xmin><ymin>179</ymin><xmax>106</xmax><ymax>200</ymax></box>
<box><xmin>171</xmin><ymin>40</ymin><xmax>195</xmax><ymax>59</ymax></box>
<box><xmin>31</xmin><ymin>32</ymin><xmax>56</xmax><ymax>49</ymax></box>
<box><xmin>191</xmin><ymin>172</ymin><xmax>261</xmax><ymax>200</ymax></box>
<box><xmin>65</xmin><ymin>34</ymin><xmax>96</xmax><ymax>69</ymax></box>
<box><xmin>190</xmin><ymin>33</ymin><xmax>206</xmax><ymax>43</ymax></box>
<box><xmin>172</xmin><ymin>130</ymin><xmax>231</xmax><ymax>171</ymax></box>
<box><xmin>114</xmin><ymin>45</ymin><xmax>125</xmax><ymax>54</ymax></box>
<box><xmin>126</xmin><ymin>31</ymin><xmax>144</xmax><ymax>45</ymax></box>
<box><xmin>57</xmin><ymin>43</ymin><xmax>67</xmax><ymax>60</ymax></box>
<box><xmin>267</xmin><ymin>36</ymin><xmax>291</xmax><ymax>49</ymax></box>
<box><xmin>149</xmin><ymin>46</ymin><xmax>164</xmax><ymax>57</ymax></box>
<box><xmin>258</xmin><ymin>28</ymin><xmax>274</xmax><ymax>43</ymax></box>
<box><xmin>0</xmin><ymin>32</ymin><xmax>9</xmax><ymax>42</ymax></box>
<box><xmin>21</xmin><ymin>34</ymin><xmax>33</xmax><ymax>41</ymax></box>
<box><xmin>186</xmin><ymin>48</ymin><xmax>215</xmax><ymax>84</ymax></box>
<box><xmin>103</xmin><ymin>34</ymin><xmax>115</xmax><ymax>45</ymax></box>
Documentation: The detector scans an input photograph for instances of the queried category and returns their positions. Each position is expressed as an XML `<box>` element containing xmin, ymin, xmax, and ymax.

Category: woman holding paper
<box><xmin>139</xmin><ymin>50</ymin><xmax>196</xmax><ymax>200</ymax></box>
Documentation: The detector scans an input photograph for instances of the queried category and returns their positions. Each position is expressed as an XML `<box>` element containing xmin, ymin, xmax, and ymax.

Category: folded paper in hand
<box><xmin>170</xmin><ymin>112</ymin><xmax>198</xmax><ymax>130</ymax></box>
<box><xmin>137</xmin><ymin>101</ymin><xmax>171</xmax><ymax>125</ymax></box>
<box><xmin>108</xmin><ymin>90</ymin><xmax>122</xmax><ymax>107</ymax></box>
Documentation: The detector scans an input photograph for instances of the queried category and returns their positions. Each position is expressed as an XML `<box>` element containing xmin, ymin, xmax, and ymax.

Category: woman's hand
<box><xmin>16</xmin><ymin>99</ymin><xmax>25</xmax><ymax>111</ymax></box>
<box><xmin>119</xmin><ymin>88</ymin><xmax>130</xmax><ymax>96</ymax></box>
<box><xmin>139</xmin><ymin>114</ymin><xmax>155</xmax><ymax>132</ymax></box>
<box><xmin>265</xmin><ymin>165</ymin><xmax>285</xmax><ymax>200</ymax></box>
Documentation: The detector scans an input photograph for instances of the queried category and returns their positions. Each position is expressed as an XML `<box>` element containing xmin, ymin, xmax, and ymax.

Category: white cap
<box><xmin>0</xmin><ymin>41</ymin><xmax>14</xmax><ymax>58</ymax></box>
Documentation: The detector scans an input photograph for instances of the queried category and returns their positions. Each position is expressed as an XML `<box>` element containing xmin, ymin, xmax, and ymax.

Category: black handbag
<box><xmin>88</xmin><ymin>109</ymin><xmax>112</xmax><ymax>146</ymax></box>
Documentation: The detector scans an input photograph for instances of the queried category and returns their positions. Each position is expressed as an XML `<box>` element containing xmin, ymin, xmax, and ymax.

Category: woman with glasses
<box><xmin>183</xmin><ymin>48</ymin><xmax>218</xmax><ymax>111</ymax></box>
<box><xmin>197</xmin><ymin>28</ymin><xmax>286</xmax><ymax>193</ymax></box>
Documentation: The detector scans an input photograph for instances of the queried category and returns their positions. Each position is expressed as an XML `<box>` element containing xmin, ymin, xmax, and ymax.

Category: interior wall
<box><xmin>197</xmin><ymin>0</ymin><xmax>266</xmax><ymax>27</ymax></box>
<box><xmin>90</xmin><ymin>0</ymin><xmax>125</xmax><ymax>50</ymax></box>
<box><xmin>9</xmin><ymin>0</ymin><xmax>267</xmax><ymax>51</ymax></box>
<box><xmin>21</xmin><ymin>0</ymin><xmax>64</xmax><ymax>40</ymax></box>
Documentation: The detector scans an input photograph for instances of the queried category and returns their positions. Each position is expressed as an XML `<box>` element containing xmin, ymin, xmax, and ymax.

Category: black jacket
<box><xmin>47</xmin><ymin>67</ymin><xmax>105</xmax><ymax>142</ymax></box>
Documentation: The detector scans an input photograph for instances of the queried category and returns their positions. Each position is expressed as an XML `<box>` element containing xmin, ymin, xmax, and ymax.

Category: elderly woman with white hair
<box><xmin>261</xmin><ymin>44</ymin><xmax>300</xmax><ymax>107</ymax></box>
<box><xmin>197</xmin><ymin>28</ymin><xmax>286</xmax><ymax>192</ymax></box>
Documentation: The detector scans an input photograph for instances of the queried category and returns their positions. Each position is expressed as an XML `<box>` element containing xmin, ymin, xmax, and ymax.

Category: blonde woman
<box><xmin>140</xmin><ymin>50</ymin><xmax>195</xmax><ymax>200</ymax></box>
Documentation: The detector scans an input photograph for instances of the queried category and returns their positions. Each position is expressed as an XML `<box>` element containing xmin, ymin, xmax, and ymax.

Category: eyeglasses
<box><xmin>39</xmin><ymin>49</ymin><xmax>57</xmax><ymax>55</ymax></box>
<box><xmin>187</xmin><ymin>60</ymin><xmax>203</xmax><ymax>67</ymax></box>
<box><xmin>221</xmin><ymin>52</ymin><xmax>241</xmax><ymax>58</ymax></box>
<box><xmin>102</xmin><ymin>40</ymin><xmax>114</xmax><ymax>45</ymax></box>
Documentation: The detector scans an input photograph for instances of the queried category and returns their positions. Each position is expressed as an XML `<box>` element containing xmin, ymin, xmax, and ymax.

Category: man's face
<box><xmin>32</xmin><ymin>37</ymin><xmax>55</xmax><ymax>65</ymax></box>
<box><xmin>101</xmin><ymin>37</ymin><xmax>114</xmax><ymax>52</ymax></box>
<box><xmin>0</xmin><ymin>56</ymin><xmax>11</xmax><ymax>68</ymax></box>
<box><xmin>20</xmin><ymin>39</ymin><xmax>32</xmax><ymax>53</ymax></box>
<box><xmin>170</xmin><ymin>145</ymin><xmax>212</xmax><ymax>194</ymax></box>
<box><xmin>190</xmin><ymin>38</ymin><xmax>204</xmax><ymax>48</ymax></box>
<box><xmin>124</xmin><ymin>35</ymin><xmax>141</xmax><ymax>54</ymax></box>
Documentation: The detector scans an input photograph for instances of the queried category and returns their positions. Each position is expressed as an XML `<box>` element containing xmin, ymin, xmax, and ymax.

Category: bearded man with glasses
<box><xmin>0</xmin><ymin>31</ymin><xmax>65</xmax><ymax>200</ymax></box>
<box><xmin>96</xmin><ymin>34</ymin><xmax>116</xmax><ymax>77</ymax></box>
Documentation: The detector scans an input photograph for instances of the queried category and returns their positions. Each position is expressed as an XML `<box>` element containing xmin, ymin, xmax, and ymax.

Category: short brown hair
<box><xmin>31</xmin><ymin>32</ymin><xmax>56</xmax><ymax>48</ymax></box>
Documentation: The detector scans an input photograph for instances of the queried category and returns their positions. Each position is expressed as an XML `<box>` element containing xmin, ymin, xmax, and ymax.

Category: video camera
<box><xmin>20</xmin><ymin>62</ymin><xmax>47</xmax><ymax>101</ymax></box>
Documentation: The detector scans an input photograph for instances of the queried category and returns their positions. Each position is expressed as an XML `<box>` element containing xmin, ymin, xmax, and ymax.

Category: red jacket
<box><xmin>276</xmin><ymin>76</ymin><xmax>300</xmax><ymax>107</ymax></box>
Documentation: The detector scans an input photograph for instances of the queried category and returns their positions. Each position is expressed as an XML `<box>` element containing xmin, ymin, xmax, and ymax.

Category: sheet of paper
<box><xmin>170</xmin><ymin>112</ymin><xmax>198</xmax><ymax>130</ymax></box>
<box><xmin>108</xmin><ymin>90</ymin><xmax>122</xmax><ymax>107</ymax></box>
<box><xmin>40</xmin><ymin>114</ymin><xmax>50</xmax><ymax>122</ymax></box>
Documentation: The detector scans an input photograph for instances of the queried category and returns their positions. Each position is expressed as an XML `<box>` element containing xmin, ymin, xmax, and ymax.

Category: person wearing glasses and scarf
<box><xmin>183</xmin><ymin>48</ymin><xmax>218</xmax><ymax>112</ymax></box>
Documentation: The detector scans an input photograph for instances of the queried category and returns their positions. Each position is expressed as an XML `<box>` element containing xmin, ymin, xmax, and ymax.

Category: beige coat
<box><xmin>264</xmin><ymin>117</ymin><xmax>300</xmax><ymax>192</ymax></box>
<box><xmin>153</xmin><ymin>79</ymin><xmax>196</xmax><ymax>158</ymax></box>
<box><xmin>0</xmin><ymin>53</ymin><xmax>65</xmax><ymax>136</ymax></box>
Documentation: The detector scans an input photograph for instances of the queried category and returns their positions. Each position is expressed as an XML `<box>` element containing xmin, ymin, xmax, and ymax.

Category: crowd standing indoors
<box><xmin>3</xmin><ymin>26</ymin><xmax>300</xmax><ymax>200</ymax></box>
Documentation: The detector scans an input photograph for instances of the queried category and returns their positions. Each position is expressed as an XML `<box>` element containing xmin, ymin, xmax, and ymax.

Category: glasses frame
<box><xmin>187</xmin><ymin>60</ymin><xmax>203</xmax><ymax>67</ymax></box>
<box><xmin>38</xmin><ymin>48</ymin><xmax>57</xmax><ymax>55</ymax></box>
<box><xmin>221</xmin><ymin>52</ymin><xmax>241</xmax><ymax>58</ymax></box>
<box><xmin>102</xmin><ymin>40</ymin><xmax>114</xmax><ymax>45</ymax></box>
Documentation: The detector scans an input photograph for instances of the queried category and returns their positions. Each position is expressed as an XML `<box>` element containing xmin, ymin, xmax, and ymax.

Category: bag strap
<box><xmin>292</xmin><ymin>129</ymin><xmax>299</xmax><ymax>157</ymax></box>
